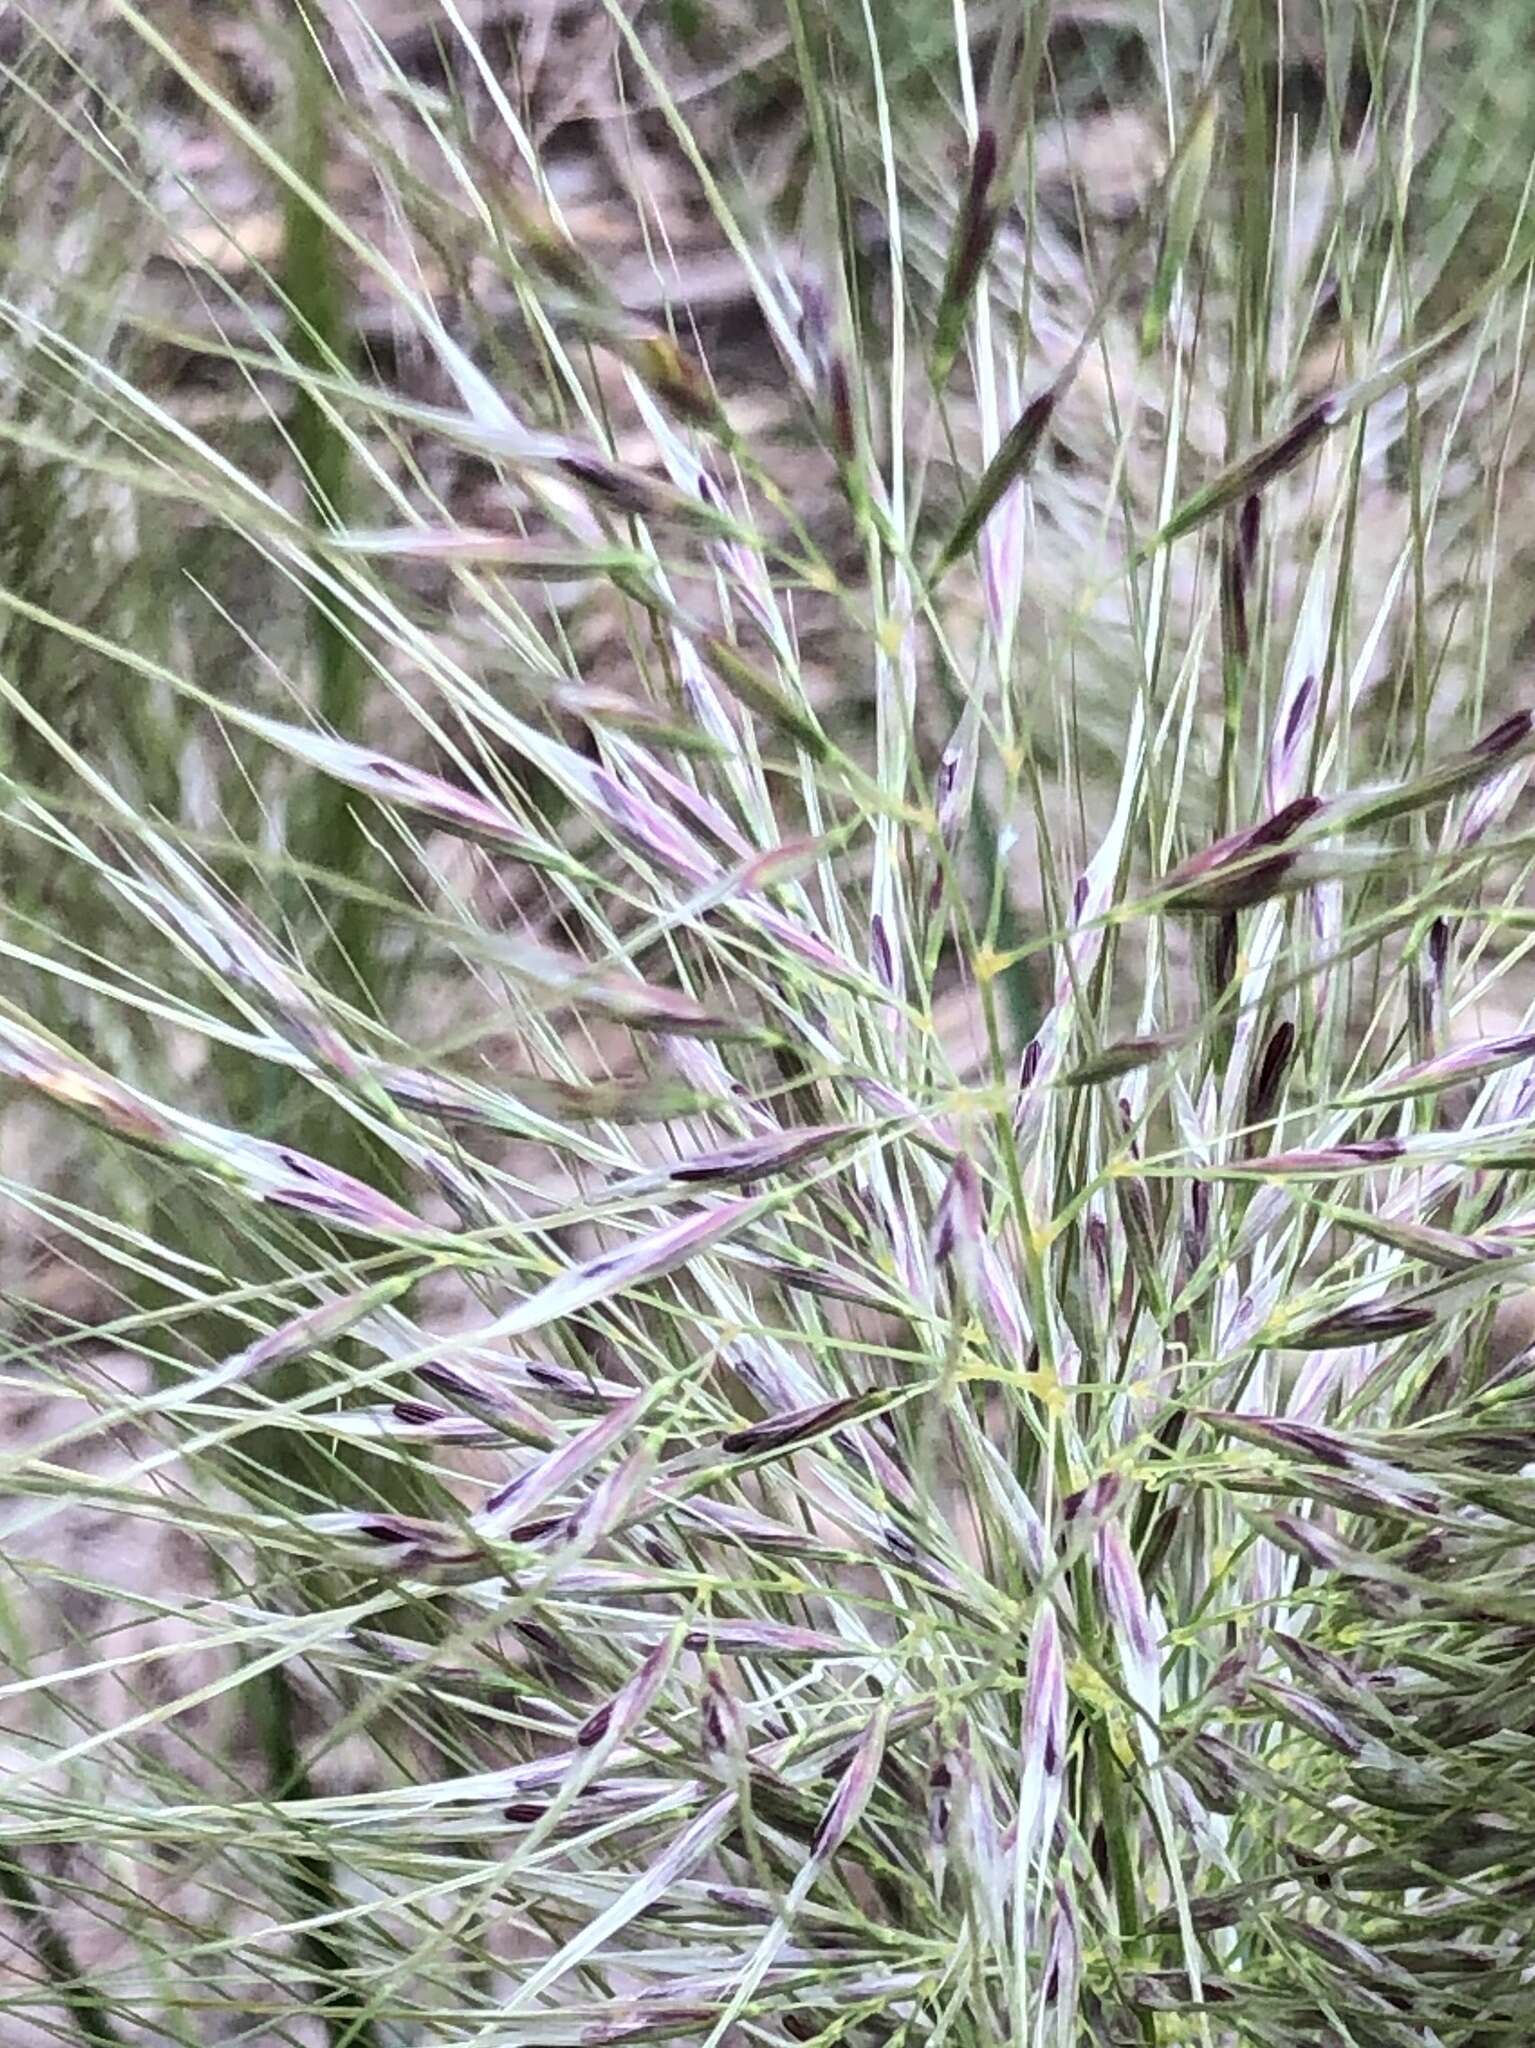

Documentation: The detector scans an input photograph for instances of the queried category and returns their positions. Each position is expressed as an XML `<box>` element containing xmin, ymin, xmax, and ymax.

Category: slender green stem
<box><xmin>253</xmin><ymin>1665</ymin><xmax>384</xmax><ymax>2048</ymax></box>
<box><xmin>281</xmin><ymin>21</ymin><xmax>373</xmax><ymax>1017</ymax></box>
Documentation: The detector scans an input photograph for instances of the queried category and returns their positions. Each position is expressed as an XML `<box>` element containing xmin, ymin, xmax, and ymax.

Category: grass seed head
<box><xmin>4</xmin><ymin>7</ymin><xmax>1535</xmax><ymax>2045</ymax></box>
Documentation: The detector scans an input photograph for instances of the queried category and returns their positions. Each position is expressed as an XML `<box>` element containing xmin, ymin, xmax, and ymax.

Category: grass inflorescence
<box><xmin>2</xmin><ymin>2</ymin><xmax>1535</xmax><ymax>2043</ymax></box>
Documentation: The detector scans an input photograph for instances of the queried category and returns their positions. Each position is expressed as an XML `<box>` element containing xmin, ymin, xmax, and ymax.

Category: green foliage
<box><xmin>1</xmin><ymin>4</ymin><xmax>1535</xmax><ymax>2045</ymax></box>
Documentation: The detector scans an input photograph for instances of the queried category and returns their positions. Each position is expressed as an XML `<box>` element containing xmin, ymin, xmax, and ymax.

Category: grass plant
<box><xmin>2</xmin><ymin>3</ymin><xmax>1535</xmax><ymax>2043</ymax></box>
